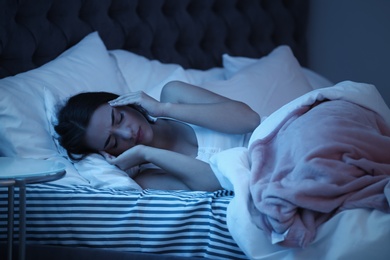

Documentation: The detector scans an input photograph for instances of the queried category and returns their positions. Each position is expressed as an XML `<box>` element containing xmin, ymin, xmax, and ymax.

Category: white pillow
<box><xmin>109</xmin><ymin>50</ymin><xmax>188</xmax><ymax>100</ymax></box>
<box><xmin>73</xmin><ymin>154</ymin><xmax>142</xmax><ymax>190</ymax></box>
<box><xmin>109</xmin><ymin>49</ymin><xmax>225</xmax><ymax>100</ymax></box>
<box><xmin>0</xmin><ymin>32</ymin><xmax>127</xmax><ymax>186</ymax></box>
<box><xmin>222</xmin><ymin>55</ymin><xmax>257</xmax><ymax>79</ymax></box>
<box><xmin>201</xmin><ymin>46</ymin><xmax>313</xmax><ymax>118</ymax></box>
<box><xmin>223</xmin><ymin>51</ymin><xmax>333</xmax><ymax>90</ymax></box>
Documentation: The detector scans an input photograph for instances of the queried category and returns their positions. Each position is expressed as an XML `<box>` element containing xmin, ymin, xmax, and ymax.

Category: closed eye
<box><xmin>113</xmin><ymin>108</ymin><xmax>123</xmax><ymax>125</ymax></box>
<box><xmin>112</xmin><ymin>138</ymin><xmax>118</xmax><ymax>149</ymax></box>
<box><xmin>103</xmin><ymin>109</ymin><xmax>115</xmax><ymax>149</ymax></box>
<box><xmin>104</xmin><ymin>109</ymin><xmax>121</xmax><ymax>150</ymax></box>
<box><xmin>118</xmin><ymin>113</ymin><xmax>124</xmax><ymax>124</ymax></box>
<box><xmin>112</xmin><ymin>110</ymin><xmax>122</xmax><ymax>149</ymax></box>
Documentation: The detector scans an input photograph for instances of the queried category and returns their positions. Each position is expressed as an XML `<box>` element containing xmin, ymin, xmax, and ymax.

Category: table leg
<box><xmin>7</xmin><ymin>185</ymin><xmax>14</xmax><ymax>260</ymax></box>
<box><xmin>18</xmin><ymin>181</ymin><xmax>26</xmax><ymax>260</ymax></box>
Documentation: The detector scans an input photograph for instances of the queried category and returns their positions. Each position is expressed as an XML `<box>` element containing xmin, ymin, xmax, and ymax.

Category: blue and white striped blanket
<box><xmin>0</xmin><ymin>184</ymin><xmax>247</xmax><ymax>259</ymax></box>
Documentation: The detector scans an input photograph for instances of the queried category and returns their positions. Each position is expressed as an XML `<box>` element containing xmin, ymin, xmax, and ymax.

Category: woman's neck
<box><xmin>150</xmin><ymin>118</ymin><xmax>177</xmax><ymax>150</ymax></box>
<box><xmin>150</xmin><ymin>118</ymin><xmax>197</xmax><ymax>157</ymax></box>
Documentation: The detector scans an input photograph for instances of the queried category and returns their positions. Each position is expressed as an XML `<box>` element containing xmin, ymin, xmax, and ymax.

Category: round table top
<box><xmin>0</xmin><ymin>157</ymin><xmax>66</xmax><ymax>180</ymax></box>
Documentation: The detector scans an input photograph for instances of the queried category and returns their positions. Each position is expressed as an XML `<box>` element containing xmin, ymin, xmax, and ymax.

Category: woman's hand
<box><xmin>101</xmin><ymin>145</ymin><xmax>147</xmax><ymax>171</ymax></box>
<box><xmin>109</xmin><ymin>91</ymin><xmax>164</xmax><ymax>117</ymax></box>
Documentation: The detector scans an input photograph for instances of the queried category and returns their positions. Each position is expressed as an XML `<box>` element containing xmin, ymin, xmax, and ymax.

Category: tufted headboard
<box><xmin>0</xmin><ymin>0</ymin><xmax>309</xmax><ymax>78</ymax></box>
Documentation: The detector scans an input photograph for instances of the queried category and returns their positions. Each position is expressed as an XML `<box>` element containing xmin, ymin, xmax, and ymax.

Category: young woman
<box><xmin>55</xmin><ymin>81</ymin><xmax>260</xmax><ymax>191</ymax></box>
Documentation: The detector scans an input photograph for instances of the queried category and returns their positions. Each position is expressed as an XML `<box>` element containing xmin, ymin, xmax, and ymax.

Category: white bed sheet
<box><xmin>210</xmin><ymin>81</ymin><xmax>390</xmax><ymax>259</ymax></box>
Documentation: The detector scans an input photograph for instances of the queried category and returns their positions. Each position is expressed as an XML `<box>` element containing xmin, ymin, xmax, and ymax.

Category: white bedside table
<box><xmin>0</xmin><ymin>157</ymin><xmax>66</xmax><ymax>260</ymax></box>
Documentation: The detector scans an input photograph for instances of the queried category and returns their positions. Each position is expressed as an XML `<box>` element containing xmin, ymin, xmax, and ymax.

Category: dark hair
<box><xmin>54</xmin><ymin>92</ymin><xmax>153</xmax><ymax>161</ymax></box>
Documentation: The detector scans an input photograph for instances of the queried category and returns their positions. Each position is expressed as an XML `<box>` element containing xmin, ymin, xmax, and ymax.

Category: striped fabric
<box><xmin>0</xmin><ymin>184</ymin><xmax>247</xmax><ymax>259</ymax></box>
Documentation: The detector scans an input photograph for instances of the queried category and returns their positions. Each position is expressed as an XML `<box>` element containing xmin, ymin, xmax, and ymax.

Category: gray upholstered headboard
<box><xmin>0</xmin><ymin>0</ymin><xmax>309</xmax><ymax>78</ymax></box>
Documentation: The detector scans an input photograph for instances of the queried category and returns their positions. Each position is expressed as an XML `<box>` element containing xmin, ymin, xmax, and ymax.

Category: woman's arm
<box><xmin>159</xmin><ymin>81</ymin><xmax>260</xmax><ymax>134</ymax></box>
<box><xmin>141</xmin><ymin>145</ymin><xmax>221</xmax><ymax>191</ymax></box>
<box><xmin>109</xmin><ymin>81</ymin><xmax>260</xmax><ymax>134</ymax></box>
<box><xmin>103</xmin><ymin>145</ymin><xmax>222</xmax><ymax>191</ymax></box>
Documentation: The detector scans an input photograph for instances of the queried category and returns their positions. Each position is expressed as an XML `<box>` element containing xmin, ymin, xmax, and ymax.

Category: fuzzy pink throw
<box><xmin>249</xmin><ymin>100</ymin><xmax>390</xmax><ymax>247</ymax></box>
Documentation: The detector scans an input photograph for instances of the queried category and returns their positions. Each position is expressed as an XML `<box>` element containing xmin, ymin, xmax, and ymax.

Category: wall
<box><xmin>306</xmin><ymin>0</ymin><xmax>390</xmax><ymax>106</ymax></box>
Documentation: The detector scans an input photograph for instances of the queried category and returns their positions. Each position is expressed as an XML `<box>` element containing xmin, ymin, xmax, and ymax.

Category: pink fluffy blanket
<box><xmin>249</xmin><ymin>99</ymin><xmax>390</xmax><ymax>247</ymax></box>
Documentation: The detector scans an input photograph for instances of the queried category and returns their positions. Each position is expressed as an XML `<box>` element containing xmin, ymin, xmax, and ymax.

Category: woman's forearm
<box><xmin>142</xmin><ymin>146</ymin><xmax>222</xmax><ymax>191</ymax></box>
<box><xmin>160</xmin><ymin>101</ymin><xmax>259</xmax><ymax>134</ymax></box>
<box><xmin>159</xmin><ymin>81</ymin><xmax>260</xmax><ymax>134</ymax></box>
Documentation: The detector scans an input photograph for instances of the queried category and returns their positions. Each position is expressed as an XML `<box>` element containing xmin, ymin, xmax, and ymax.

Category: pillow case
<box><xmin>109</xmin><ymin>49</ymin><xmax>225</xmax><ymax>100</ymax></box>
<box><xmin>200</xmin><ymin>46</ymin><xmax>313</xmax><ymax>118</ymax></box>
<box><xmin>223</xmin><ymin>52</ymin><xmax>333</xmax><ymax>90</ymax></box>
<box><xmin>109</xmin><ymin>49</ymin><xmax>186</xmax><ymax>100</ymax></box>
<box><xmin>0</xmin><ymin>32</ymin><xmax>128</xmax><ymax>186</ymax></box>
<box><xmin>73</xmin><ymin>153</ymin><xmax>142</xmax><ymax>190</ymax></box>
<box><xmin>222</xmin><ymin>54</ymin><xmax>257</xmax><ymax>79</ymax></box>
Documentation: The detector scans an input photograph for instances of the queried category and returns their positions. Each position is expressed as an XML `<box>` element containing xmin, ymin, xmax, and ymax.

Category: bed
<box><xmin>1</xmin><ymin>0</ymin><xmax>390</xmax><ymax>259</ymax></box>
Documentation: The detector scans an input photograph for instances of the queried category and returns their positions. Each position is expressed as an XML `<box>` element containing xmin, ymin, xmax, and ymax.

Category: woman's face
<box><xmin>84</xmin><ymin>104</ymin><xmax>153</xmax><ymax>156</ymax></box>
